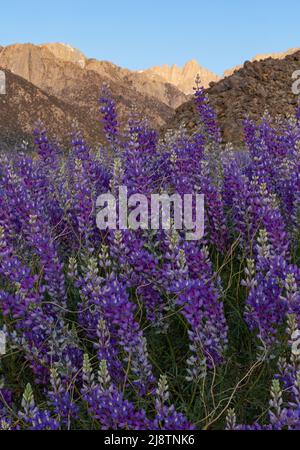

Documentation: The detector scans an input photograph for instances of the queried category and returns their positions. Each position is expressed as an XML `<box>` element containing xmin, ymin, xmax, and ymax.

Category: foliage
<box><xmin>0</xmin><ymin>85</ymin><xmax>299</xmax><ymax>430</ymax></box>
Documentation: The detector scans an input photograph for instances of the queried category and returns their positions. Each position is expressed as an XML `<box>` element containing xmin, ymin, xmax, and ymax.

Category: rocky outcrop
<box><xmin>224</xmin><ymin>48</ymin><xmax>300</xmax><ymax>77</ymax></box>
<box><xmin>143</xmin><ymin>59</ymin><xmax>220</xmax><ymax>94</ymax></box>
<box><xmin>167</xmin><ymin>50</ymin><xmax>300</xmax><ymax>144</ymax></box>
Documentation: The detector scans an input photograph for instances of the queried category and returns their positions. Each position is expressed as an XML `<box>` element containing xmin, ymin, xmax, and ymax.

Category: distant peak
<box><xmin>183</xmin><ymin>59</ymin><xmax>201</xmax><ymax>69</ymax></box>
<box><xmin>43</xmin><ymin>42</ymin><xmax>82</xmax><ymax>52</ymax></box>
<box><xmin>42</xmin><ymin>43</ymin><xmax>86</xmax><ymax>68</ymax></box>
<box><xmin>144</xmin><ymin>59</ymin><xmax>219</xmax><ymax>94</ymax></box>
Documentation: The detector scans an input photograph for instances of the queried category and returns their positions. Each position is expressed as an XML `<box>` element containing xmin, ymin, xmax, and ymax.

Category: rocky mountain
<box><xmin>42</xmin><ymin>43</ymin><xmax>188</xmax><ymax>109</ymax></box>
<box><xmin>42</xmin><ymin>43</ymin><xmax>87</xmax><ymax>68</ymax></box>
<box><xmin>0</xmin><ymin>43</ymin><xmax>188</xmax><ymax>135</ymax></box>
<box><xmin>224</xmin><ymin>48</ymin><xmax>300</xmax><ymax>77</ymax></box>
<box><xmin>84</xmin><ymin>59</ymin><xmax>187</xmax><ymax>110</ymax></box>
<box><xmin>167</xmin><ymin>50</ymin><xmax>300</xmax><ymax>144</ymax></box>
<box><xmin>0</xmin><ymin>43</ymin><xmax>193</xmax><ymax>150</ymax></box>
<box><xmin>0</xmin><ymin>68</ymin><xmax>106</xmax><ymax>152</ymax></box>
<box><xmin>143</xmin><ymin>59</ymin><xmax>220</xmax><ymax>94</ymax></box>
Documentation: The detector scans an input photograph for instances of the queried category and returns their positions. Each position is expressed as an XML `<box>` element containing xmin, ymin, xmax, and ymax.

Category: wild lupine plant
<box><xmin>0</xmin><ymin>81</ymin><xmax>299</xmax><ymax>430</ymax></box>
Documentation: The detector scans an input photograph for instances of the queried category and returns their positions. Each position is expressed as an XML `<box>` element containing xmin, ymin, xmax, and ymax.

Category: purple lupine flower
<box><xmin>177</xmin><ymin>277</ymin><xmax>228</xmax><ymax>368</ymax></box>
<box><xmin>33</xmin><ymin>127</ymin><xmax>59</xmax><ymax>168</ymax></box>
<box><xmin>244</xmin><ymin>229</ymin><xmax>299</xmax><ymax>350</ymax></box>
<box><xmin>78</xmin><ymin>257</ymin><xmax>155</xmax><ymax>393</ymax></box>
<box><xmin>194</xmin><ymin>76</ymin><xmax>221</xmax><ymax>144</ymax></box>
<box><xmin>19</xmin><ymin>384</ymin><xmax>60</xmax><ymax>430</ymax></box>
<box><xmin>0</xmin><ymin>224</ymin><xmax>82</xmax><ymax>384</ymax></box>
<box><xmin>47</xmin><ymin>367</ymin><xmax>79</xmax><ymax>427</ymax></box>
<box><xmin>199</xmin><ymin>164</ymin><xmax>228</xmax><ymax>252</ymax></box>
<box><xmin>122</xmin><ymin>115</ymin><xmax>158</xmax><ymax>195</ymax></box>
<box><xmin>82</xmin><ymin>358</ymin><xmax>152</xmax><ymax>429</ymax></box>
<box><xmin>154</xmin><ymin>375</ymin><xmax>195</xmax><ymax>430</ymax></box>
<box><xmin>99</xmin><ymin>84</ymin><xmax>119</xmax><ymax>150</ymax></box>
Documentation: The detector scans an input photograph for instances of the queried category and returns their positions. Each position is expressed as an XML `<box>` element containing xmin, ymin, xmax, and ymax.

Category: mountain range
<box><xmin>0</xmin><ymin>43</ymin><xmax>299</xmax><ymax>150</ymax></box>
<box><xmin>142</xmin><ymin>59</ymin><xmax>220</xmax><ymax>94</ymax></box>
<box><xmin>0</xmin><ymin>43</ymin><xmax>192</xmax><ymax>149</ymax></box>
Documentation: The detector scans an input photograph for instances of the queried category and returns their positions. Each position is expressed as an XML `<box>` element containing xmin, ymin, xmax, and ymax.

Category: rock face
<box><xmin>0</xmin><ymin>43</ymin><xmax>188</xmax><ymax>132</ymax></box>
<box><xmin>0</xmin><ymin>43</ymin><xmax>192</xmax><ymax>149</ymax></box>
<box><xmin>85</xmin><ymin>59</ymin><xmax>187</xmax><ymax>110</ymax></box>
<box><xmin>42</xmin><ymin>43</ymin><xmax>87</xmax><ymax>68</ymax></box>
<box><xmin>143</xmin><ymin>59</ymin><xmax>220</xmax><ymax>94</ymax></box>
<box><xmin>0</xmin><ymin>68</ymin><xmax>103</xmax><ymax>152</ymax></box>
<box><xmin>167</xmin><ymin>50</ymin><xmax>300</xmax><ymax>144</ymax></box>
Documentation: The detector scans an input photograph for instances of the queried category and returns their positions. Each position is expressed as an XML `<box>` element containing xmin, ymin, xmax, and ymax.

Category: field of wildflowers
<box><xmin>0</xmin><ymin>82</ymin><xmax>299</xmax><ymax>430</ymax></box>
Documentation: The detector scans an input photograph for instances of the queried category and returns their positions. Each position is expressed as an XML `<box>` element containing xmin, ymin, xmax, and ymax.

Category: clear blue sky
<box><xmin>1</xmin><ymin>0</ymin><xmax>300</xmax><ymax>74</ymax></box>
